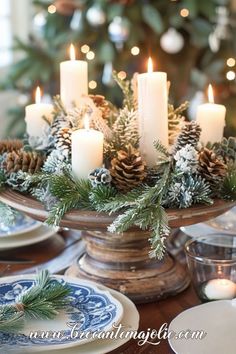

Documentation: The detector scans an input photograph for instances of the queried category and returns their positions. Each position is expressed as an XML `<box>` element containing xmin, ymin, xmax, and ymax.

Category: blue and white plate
<box><xmin>0</xmin><ymin>275</ymin><xmax>124</xmax><ymax>351</ymax></box>
<box><xmin>0</xmin><ymin>213</ymin><xmax>40</xmax><ymax>238</ymax></box>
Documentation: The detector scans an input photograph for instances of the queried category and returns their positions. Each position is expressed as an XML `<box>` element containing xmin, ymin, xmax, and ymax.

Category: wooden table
<box><xmin>0</xmin><ymin>230</ymin><xmax>200</xmax><ymax>354</ymax></box>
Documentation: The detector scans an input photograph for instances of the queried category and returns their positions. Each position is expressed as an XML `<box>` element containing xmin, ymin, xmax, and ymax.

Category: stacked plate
<box><xmin>0</xmin><ymin>275</ymin><xmax>140</xmax><ymax>354</ymax></box>
<box><xmin>0</xmin><ymin>212</ymin><xmax>56</xmax><ymax>249</ymax></box>
<box><xmin>181</xmin><ymin>206</ymin><xmax>236</xmax><ymax>238</ymax></box>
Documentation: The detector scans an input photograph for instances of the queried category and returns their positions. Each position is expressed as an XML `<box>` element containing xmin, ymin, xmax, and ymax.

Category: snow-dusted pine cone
<box><xmin>3</xmin><ymin>150</ymin><xmax>45</xmax><ymax>174</ymax></box>
<box><xmin>89</xmin><ymin>94</ymin><xmax>112</xmax><ymax>120</ymax></box>
<box><xmin>89</xmin><ymin>168</ymin><xmax>112</xmax><ymax>187</ymax></box>
<box><xmin>54</xmin><ymin>127</ymin><xmax>72</xmax><ymax>157</ymax></box>
<box><xmin>109</xmin><ymin>145</ymin><xmax>147</xmax><ymax>192</ymax></box>
<box><xmin>174</xmin><ymin>121</ymin><xmax>201</xmax><ymax>153</ymax></box>
<box><xmin>0</xmin><ymin>139</ymin><xmax>23</xmax><ymax>155</ymax></box>
<box><xmin>198</xmin><ymin>148</ymin><xmax>227</xmax><ymax>188</ymax></box>
<box><xmin>50</xmin><ymin>113</ymin><xmax>72</xmax><ymax>137</ymax></box>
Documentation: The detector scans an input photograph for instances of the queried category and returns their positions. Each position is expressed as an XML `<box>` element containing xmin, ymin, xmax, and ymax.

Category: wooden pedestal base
<box><xmin>66</xmin><ymin>230</ymin><xmax>190</xmax><ymax>303</ymax></box>
<box><xmin>1</xmin><ymin>190</ymin><xmax>234</xmax><ymax>304</ymax></box>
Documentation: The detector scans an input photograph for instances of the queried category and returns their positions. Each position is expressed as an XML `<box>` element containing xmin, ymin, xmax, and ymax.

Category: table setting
<box><xmin>0</xmin><ymin>28</ymin><xmax>236</xmax><ymax>354</ymax></box>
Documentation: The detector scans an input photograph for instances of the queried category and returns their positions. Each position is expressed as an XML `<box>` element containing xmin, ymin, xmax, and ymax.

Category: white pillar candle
<box><xmin>138</xmin><ymin>57</ymin><xmax>169</xmax><ymax>167</ymax></box>
<box><xmin>196</xmin><ymin>84</ymin><xmax>226</xmax><ymax>144</ymax></box>
<box><xmin>204</xmin><ymin>278</ymin><xmax>236</xmax><ymax>300</ymax></box>
<box><xmin>72</xmin><ymin>116</ymin><xmax>104</xmax><ymax>179</ymax></box>
<box><xmin>60</xmin><ymin>44</ymin><xmax>88</xmax><ymax>110</ymax></box>
<box><xmin>25</xmin><ymin>87</ymin><xmax>53</xmax><ymax>139</ymax></box>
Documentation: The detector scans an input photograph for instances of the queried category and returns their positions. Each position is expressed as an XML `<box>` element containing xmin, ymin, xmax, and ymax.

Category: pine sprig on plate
<box><xmin>0</xmin><ymin>270</ymin><xmax>71</xmax><ymax>333</ymax></box>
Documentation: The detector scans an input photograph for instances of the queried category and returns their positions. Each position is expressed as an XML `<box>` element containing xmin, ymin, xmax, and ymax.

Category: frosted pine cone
<box><xmin>198</xmin><ymin>148</ymin><xmax>227</xmax><ymax>188</ymax></box>
<box><xmin>110</xmin><ymin>145</ymin><xmax>147</xmax><ymax>192</ymax></box>
<box><xmin>89</xmin><ymin>168</ymin><xmax>112</xmax><ymax>187</ymax></box>
<box><xmin>54</xmin><ymin>127</ymin><xmax>72</xmax><ymax>157</ymax></box>
<box><xmin>0</xmin><ymin>139</ymin><xmax>23</xmax><ymax>155</ymax></box>
<box><xmin>3</xmin><ymin>150</ymin><xmax>45</xmax><ymax>174</ymax></box>
<box><xmin>174</xmin><ymin>121</ymin><xmax>201</xmax><ymax>153</ymax></box>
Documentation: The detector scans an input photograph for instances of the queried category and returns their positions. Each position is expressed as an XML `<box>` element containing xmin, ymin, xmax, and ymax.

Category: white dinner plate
<box><xmin>181</xmin><ymin>206</ymin><xmax>236</xmax><ymax>238</ymax></box>
<box><xmin>0</xmin><ymin>276</ymin><xmax>133</xmax><ymax>353</ymax></box>
<box><xmin>206</xmin><ymin>206</ymin><xmax>236</xmax><ymax>234</ymax></box>
<box><xmin>0</xmin><ymin>225</ymin><xmax>57</xmax><ymax>249</ymax></box>
<box><xmin>169</xmin><ymin>299</ymin><xmax>236</xmax><ymax>354</ymax></box>
<box><xmin>181</xmin><ymin>222</ymin><xmax>220</xmax><ymax>238</ymax></box>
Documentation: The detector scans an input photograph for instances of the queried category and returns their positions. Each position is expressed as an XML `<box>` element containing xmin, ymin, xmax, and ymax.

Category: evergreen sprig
<box><xmin>221</xmin><ymin>169</ymin><xmax>236</xmax><ymax>200</ymax></box>
<box><xmin>0</xmin><ymin>202</ymin><xmax>16</xmax><ymax>226</ymax></box>
<box><xmin>46</xmin><ymin>171</ymin><xmax>92</xmax><ymax>226</ymax></box>
<box><xmin>113</xmin><ymin>71</ymin><xmax>134</xmax><ymax>110</ymax></box>
<box><xmin>0</xmin><ymin>270</ymin><xmax>71</xmax><ymax>333</ymax></box>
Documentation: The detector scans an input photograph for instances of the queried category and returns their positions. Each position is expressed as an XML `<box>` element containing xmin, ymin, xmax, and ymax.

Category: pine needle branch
<box><xmin>0</xmin><ymin>202</ymin><xmax>16</xmax><ymax>226</ymax></box>
<box><xmin>0</xmin><ymin>270</ymin><xmax>71</xmax><ymax>332</ymax></box>
<box><xmin>221</xmin><ymin>169</ymin><xmax>236</xmax><ymax>200</ymax></box>
<box><xmin>113</xmin><ymin>71</ymin><xmax>134</xmax><ymax>110</ymax></box>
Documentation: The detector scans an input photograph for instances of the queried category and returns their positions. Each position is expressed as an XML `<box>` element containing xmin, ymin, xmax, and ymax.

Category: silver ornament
<box><xmin>86</xmin><ymin>5</ymin><xmax>106</xmax><ymax>27</ymax></box>
<box><xmin>70</xmin><ymin>9</ymin><xmax>82</xmax><ymax>31</ymax></box>
<box><xmin>108</xmin><ymin>16</ymin><xmax>130</xmax><ymax>45</ymax></box>
<box><xmin>102</xmin><ymin>62</ymin><xmax>114</xmax><ymax>86</ymax></box>
<box><xmin>160</xmin><ymin>28</ymin><xmax>184</xmax><ymax>54</ymax></box>
<box><xmin>32</xmin><ymin>11</ymin><xmax>46</xmax><ymax>36</ymax></box>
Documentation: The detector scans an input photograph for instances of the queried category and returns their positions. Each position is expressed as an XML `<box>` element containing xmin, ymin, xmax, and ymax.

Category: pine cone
<box><xmin>51</xmin><ymin>113</ymin><xmax>72</xmax><ymax>137</ymax></box>
<box><xmin>0</xmin><ymin>139</ymin><xmax>23</xmax><ymax>155</ymax></box>
<box><xmin>4</xmin><ymin>151</ymin><xmax>45</xmax><ymax>174</ymax></box>
<box><xmin>198</xmin><ymin>148</ymin><xmax>227</xmax><ymax>188</ymax></box>
<box><xmin>89</xmin><ymin>94</ymin><xmax>111</xmax><ymax>120</ymax></box>
<box><xmin>210</xmin><ymin>137</ymin><xmax>236</xmax><ymax>164</ymax></box>
<box><xmin>89</xmin><ymin>168</ymin><xmax>112</xmax><ymax>187</ymax></box>
<box><xmin>168</xmin><ymin>103</ymin><xmax>187</xmax><ymax>146</ymax></box>
<box><xmin>174</xmin><ymin>121</ymin><xmax>201</xmax><ymax>153</ymax></box>
<box><xmin>109</xmin><ymin>146</ymin><xmax>147</xmax><ymax>192</ymax></box>
<box><xmin>54</xmin><ymin>127</ymin><xmax>72</xmax><ymax>157</ymax></box>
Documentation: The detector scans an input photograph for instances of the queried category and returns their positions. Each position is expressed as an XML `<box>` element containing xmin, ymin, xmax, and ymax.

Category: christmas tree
<box><xmin>1</xmin><ymin>0</ymin><xmax>236</xmax><ymax>137</ymax></box>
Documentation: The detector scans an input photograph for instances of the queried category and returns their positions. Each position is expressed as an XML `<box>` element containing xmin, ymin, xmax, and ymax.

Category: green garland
<box><xmin>0</xmin><ymin>270</ymin><xmax>71</xmax><ymax>333</ymax></box>
<box><xmin>0</xmin><ymin>75</ymin><xmax>236</xmax><ymax>259</ymax></box>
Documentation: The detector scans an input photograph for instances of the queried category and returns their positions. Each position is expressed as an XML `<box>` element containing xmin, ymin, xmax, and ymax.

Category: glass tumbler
<box><xmin>185</xmin><ymin>234</ymin><xmax>236</xmax><ymax>302</ymax></box>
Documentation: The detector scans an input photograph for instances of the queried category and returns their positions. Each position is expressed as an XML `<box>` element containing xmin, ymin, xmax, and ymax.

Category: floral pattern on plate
<box><xmin>0</xmin><ymin>277</ymin><xmax>123</xmax><ymax>349</ymax></box>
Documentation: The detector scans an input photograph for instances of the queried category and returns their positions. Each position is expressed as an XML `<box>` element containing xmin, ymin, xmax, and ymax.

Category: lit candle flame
<box><xmin>70</xmin><ymin>44</ymin><xmax>76</xmax><ymax>61</ymax></box>
<box><xmin>147</xmin><ymin>57</ymin><xmax>153</xmax><ymax>73</ymax></box>
<box><xmin>35</xmin><ymin>86</ymin><xmax>41</xmax><ymax>104</ymax></box>
<box><xmin>84</xmin><ymin>114</ymin><xmax>90</xmax><ymax>130</ymax></box>
<box><xmin>208</xmin><ymin>84</ymin><xmax>214</xmax><ymax>104</ymax></box>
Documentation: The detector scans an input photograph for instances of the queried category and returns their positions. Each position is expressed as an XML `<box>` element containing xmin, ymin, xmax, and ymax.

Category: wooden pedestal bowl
<box><xmin>1</xmin><ymin>189</ymin><xmax>235</xmax><ymax>303</ymax></box>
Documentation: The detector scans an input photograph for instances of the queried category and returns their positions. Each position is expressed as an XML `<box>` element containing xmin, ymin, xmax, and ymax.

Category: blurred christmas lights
<box><xmin>180</xmin><ymin>8</ymin><xmax>189</xmax><ymax>17</ymax></box>
<box><xmin>81</xmin><ymin>44</ymin><xmax>90</xmax><ymax>54</ymax></box>
<box><xmin>226</xmin><ymin>70</ymin><xmax>235</xmax><ymax>80</ymax></box>
<box><xmin>131</xmin><ymin>46</ymin><xmax>140</xmax><ymax>55</ymax></box>
<box><xmin>48</xmin><ymin>5</ymin><xmax>56</xmax><ymax>14</ymax></box>
<box><xmin>89</xmin><ymin>80</ymin><xmax>97</xmax><ymax>89</ymax></box>
<box><xmin>117</xmin><ymin>71</ymin><xmax>127</xmax><ymax>80</ymax></box>
<box><xmin>86</xmin><ymin>51</ymin><xmax>95</xmax><ymax>60</ymax></box>
<box><xmin>227</xmin><ymin>58</ymin><xmax>236</xmax><ymax>67</ymax></box>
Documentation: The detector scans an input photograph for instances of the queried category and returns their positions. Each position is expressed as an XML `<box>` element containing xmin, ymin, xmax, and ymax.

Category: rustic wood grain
<box><xmin>65</xmin><ymin>230</ymin><xmax>190</xmax><ymax>303</ymax></box>
<box><xmin>0</xmin><ymin>189</ymin><xmax>235</xmax><ymax>230</ymax></box>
